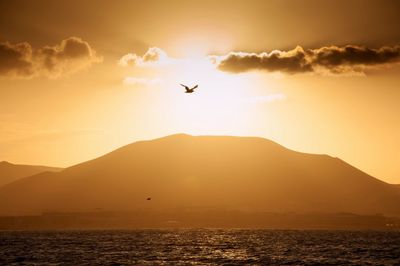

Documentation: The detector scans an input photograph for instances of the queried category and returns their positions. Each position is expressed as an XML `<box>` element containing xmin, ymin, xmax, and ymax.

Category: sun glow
<box><xmin>118</xmin><ymin>44</ymin><xmax>287</xmax><ymax>138</ymax></box>
<box><xmin>120</xmin><ymin>52</ymin><xmax>269</xmax><ymax>136</ymax></box>
<box><xmin>159</xmin><ymin>56</ymin><xmax>263</xmax><ymax>135</ymax></box>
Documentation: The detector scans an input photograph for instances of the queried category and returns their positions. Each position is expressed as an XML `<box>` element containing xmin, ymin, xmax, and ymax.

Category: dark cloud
<box><xmin>0</xmin><ymin>42</ymin><xmax>34</xmax><ymax>77</ymax></box>
<box><xmin>217</xmin><ymin>46</ymin><xmax>313</xmax><ymax>74</ymax></box>
<box><xmin>0</xmin><ymin>37</ymin><xmax>101</xmax><ymax>78</ymax></box>
<box><xmin>214</xmin><ymin>45</ymin><xmax>400</xmax><ymax>75</ymax></box>
<box><xmin>311</xmin><ymin>45</ymin><xmax>400</xmax><ymax>74</ymax></box>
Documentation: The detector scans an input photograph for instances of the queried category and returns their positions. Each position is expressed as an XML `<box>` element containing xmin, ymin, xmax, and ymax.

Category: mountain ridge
<box><xmin>0</xmin><ymin>161</ymin><xmax>63</xmax><ymax>187</ymax></box>
<box><xmin>0</xmin><ymin>134</ymin><xmax>399</xmax><ymax>217</ymax></box>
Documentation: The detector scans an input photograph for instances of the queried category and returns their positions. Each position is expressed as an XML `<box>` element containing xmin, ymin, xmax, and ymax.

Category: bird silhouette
<box><xmin>180</xmin><ymin>84</ymin><xmax>198</xmax><ymax>93</ymax></box>
<box><xmin>146</xmin><ymin>197</ymin><xmax>151</xmax><ymax>201</ymax></box>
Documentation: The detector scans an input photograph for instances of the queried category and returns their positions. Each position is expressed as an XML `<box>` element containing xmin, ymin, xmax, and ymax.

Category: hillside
<box><xmin>0</xmin><ymin>161</ymin><xmax>62</xmax><ymax>187</ymax></box>
<box><xmin>0</xmin><ymin>134</ymin><xmax>399</xmax><ymax>217</ymax></box>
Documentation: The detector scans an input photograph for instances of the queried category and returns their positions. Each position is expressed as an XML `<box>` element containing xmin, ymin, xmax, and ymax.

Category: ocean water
<box><xmin>0</xmin><ymin>229</ymin><xmax>399</xmax><ymax>265</ymax></box>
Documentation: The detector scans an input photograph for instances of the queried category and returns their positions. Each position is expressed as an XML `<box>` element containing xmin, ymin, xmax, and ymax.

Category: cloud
<box><xmin>215</xmin><ymin>46</ymin><xmax>312</xmax><ymax>74</ymax></box>
<box><xmin>213</xmin><ymin>45</ymin><xmax>400</xmax><ymax>75</ymax></box>
<box><xmin>119</xmin><ymin>47</ymin><xmax>169</xmax><ymax>67</ymax></box>
<box><xmin>311</xmin><ymin>45</ymin><xmax>400</xmax><ymax>74</ymax></box>
<box><xmin>119</xmin><ymin>47</ymin><xmax>172</xmax><ymax>87</ymax></box>
<box><xmin>123</xmin><ymin>77</ymin><xmax>163</xmax><ymax>87</ymax></box>
<box><xmin>0</xmin><ymin>37</ymin><xmax>101</xmax><ymax>78</ymax></box>
<box><xmin>118</xmin><ymin>53</ymin><xmax>138</xmax><ymax>67</ymax></box>
<box><xmin>0</xmin><ymin>42</ymin><xmax>34</xmax><ymax>77</ymax></box>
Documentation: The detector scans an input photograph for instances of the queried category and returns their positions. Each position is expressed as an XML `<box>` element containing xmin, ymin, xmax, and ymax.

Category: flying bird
<box><xmin>146</xmin><ymin>197</ymin><xmax>151</xmax><ymax>201</ymax></box>
<box><xmin>180</xmin><ymin>84</ymin><xmax>198</xmax><ymax>93</ymax></box>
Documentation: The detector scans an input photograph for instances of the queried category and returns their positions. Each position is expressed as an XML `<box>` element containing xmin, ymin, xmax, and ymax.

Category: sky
<box><xmin>0</xmin><ymin>0</ymin><xmax>399</xmax><ymax>183</ymax></box>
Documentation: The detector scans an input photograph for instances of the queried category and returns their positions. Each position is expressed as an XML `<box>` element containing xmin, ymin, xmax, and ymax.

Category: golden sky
<box><xmin>0</xmin><ymin>0</ymin><xmax>400</xmax><ymax>183</ymax></box>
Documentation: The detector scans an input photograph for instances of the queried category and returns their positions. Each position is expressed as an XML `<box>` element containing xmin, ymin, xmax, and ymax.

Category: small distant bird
<box><xmin>180</xmin><ymin>84</ymin><xmax>198</xmax><ymax>93</ymax></box>
<box><xmin>146</xmin><ymin>197</ymin><xmax>151</xmax><ymax>201</ymax></box>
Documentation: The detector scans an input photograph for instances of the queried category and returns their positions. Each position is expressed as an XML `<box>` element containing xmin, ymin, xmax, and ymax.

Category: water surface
<box><xmin>1</xmin><ymin>229</ymin><xmax>399</xmax><ymax>265</ymax></box>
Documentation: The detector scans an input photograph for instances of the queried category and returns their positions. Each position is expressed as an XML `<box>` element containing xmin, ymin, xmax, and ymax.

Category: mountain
<box><xmin>0</xmin><ymin>161</ymin><xmax>62</xmax><ymax>187</ymax></box>
<box><xmin>0</xmin><ymin>134</ymin><xmax>399</xmax><ymax>217</ymax></box>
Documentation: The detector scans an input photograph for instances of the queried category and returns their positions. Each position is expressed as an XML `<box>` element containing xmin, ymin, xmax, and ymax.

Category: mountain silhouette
<box><xmin>0</xmin><ymin>161</ymin><xmax>62</xmax><ymax>187</ymax></box>
<box><xmin>0</xmin><ymin>134</ymin><xmax>399</xmax><ymax>216</ymax></box>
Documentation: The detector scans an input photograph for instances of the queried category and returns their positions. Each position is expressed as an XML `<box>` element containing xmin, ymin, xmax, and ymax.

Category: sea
<box><xmin>0</xmin><ymin>229</ymin><xmax>399</xmax><ymax>265</ymax></box>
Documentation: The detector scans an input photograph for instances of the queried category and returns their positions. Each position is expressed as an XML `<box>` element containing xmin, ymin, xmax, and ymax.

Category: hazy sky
<box><xmin>1</xmin><ymin>0</ymin><xmax>400</xmax><ymax>183</ymax></box>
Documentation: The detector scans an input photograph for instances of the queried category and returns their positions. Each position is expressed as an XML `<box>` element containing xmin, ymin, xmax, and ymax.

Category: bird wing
<box><xmin>180</xmin><ymin>84</ymin><xmax>189</xmax><ymax>90</ymax></box>
<box><xmin>191</xmin><ymin>85</ymin><xmax>198</xmax><ymax>90</ymax></box>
